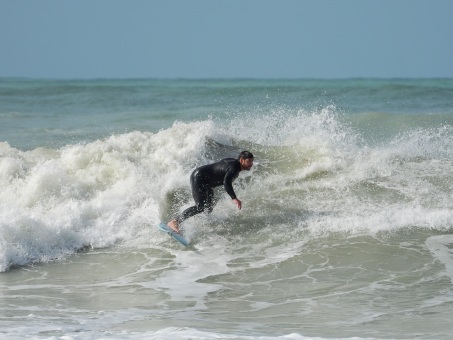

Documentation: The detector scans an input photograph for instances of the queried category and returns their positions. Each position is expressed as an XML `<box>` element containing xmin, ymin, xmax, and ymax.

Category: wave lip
<box><xmin>2</xmin><ymin>105</ymin><xmax>453</xmax><ymax>270</ymax></box>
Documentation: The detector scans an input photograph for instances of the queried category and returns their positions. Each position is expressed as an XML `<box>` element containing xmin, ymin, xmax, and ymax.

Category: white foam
<box><xmin>2</xmin><ymin>107</ymin><xmax>453</xmax><ymax>271</ymax></box>
<box><xmin>0</xmin><ymin>121</ymin><xmax>217</xmax><ymax>271</ymax></box>
<box><xmin>426</xmin><ymin>235</ymin><xmax>453</xmax><ymax>283</ymax></box>
<box><xmin>143</xmin><ymin>241</ymin><xmax>232</xmax><ymax>309</ymax></box>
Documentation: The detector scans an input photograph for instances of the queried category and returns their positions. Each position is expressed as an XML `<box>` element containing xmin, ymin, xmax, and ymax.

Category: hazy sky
<box><xmin>2</xmin><ymin>0</ymin><xmax>452</xmax><ymax>79</ymax></box>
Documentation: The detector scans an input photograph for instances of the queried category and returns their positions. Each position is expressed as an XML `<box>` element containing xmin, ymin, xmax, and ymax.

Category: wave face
<box><xmin>2</xmin><ymin>104</ymin><xmax>453</xmax><ymax>270</ymax></box>
<box><xmin>1</xmin><ymin>78</ymin><xmax>453</xmax><ymax>339</ymax></box>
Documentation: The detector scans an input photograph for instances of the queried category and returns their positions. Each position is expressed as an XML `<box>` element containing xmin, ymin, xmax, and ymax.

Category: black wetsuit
<box><xmin>176</xmin><ymin>158</ymin><xmax>242</xmax><ymax>224</ymax></box>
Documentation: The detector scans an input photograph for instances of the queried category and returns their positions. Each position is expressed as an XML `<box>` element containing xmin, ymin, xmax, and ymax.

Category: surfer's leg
<box><xmin>168</xmin><ymin>207</ymin><xmax>198</xmax><ymax>233</ymax></box>
<box><xmin>169</xmin><ymin>173</ymin><xmax>211</xmax><ymax>231</ymax></box>
<box><xmin>177</xmin><ymin>182</ymin><xmax>211</xmax><ymax>220</ymax></box>
<box><xmin>203</xmin><ymin>187</ymin><xmax>216</xmax><ymax>213</ymax></box>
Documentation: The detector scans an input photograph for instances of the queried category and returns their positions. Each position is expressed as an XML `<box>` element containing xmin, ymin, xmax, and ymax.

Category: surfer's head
<box><xmin>239</xmin><ymin>151</ymin><xmax>254</xmax><ymax>171</ymax></box>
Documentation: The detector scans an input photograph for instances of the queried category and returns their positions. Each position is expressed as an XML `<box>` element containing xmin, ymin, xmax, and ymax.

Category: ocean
<box><xmin>1</xmin><ymin>78</ymin><xmax>453</xmax><ymax>339</ymax></box>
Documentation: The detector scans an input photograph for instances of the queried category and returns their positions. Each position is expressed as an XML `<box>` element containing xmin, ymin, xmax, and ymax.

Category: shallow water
<box><xmin>1</xmin><ymin>78</ymin><xmax>453</xmax><ymax>339</ymax></box>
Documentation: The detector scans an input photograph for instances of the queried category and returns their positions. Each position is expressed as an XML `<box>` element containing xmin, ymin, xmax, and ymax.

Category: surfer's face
<box><xmin>240</xmin><ymin>158</ymin><xmax>254</xmax><ymax>171</ymax></box>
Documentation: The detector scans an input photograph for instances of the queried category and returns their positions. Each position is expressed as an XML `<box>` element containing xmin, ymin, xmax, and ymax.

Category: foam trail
<box><xmin>426</xmin><ymin>235</ymin><xmax>453</xmax><ymax>284</ymax></box>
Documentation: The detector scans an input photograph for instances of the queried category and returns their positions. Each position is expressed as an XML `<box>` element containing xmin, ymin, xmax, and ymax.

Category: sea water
<box><xmin>1</xmin><ymin>78</ymin><xmax>453</xmax><ymax>339</ymax></box>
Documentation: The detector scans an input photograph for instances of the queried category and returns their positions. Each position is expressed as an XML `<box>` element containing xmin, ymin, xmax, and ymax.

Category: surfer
<box><xmin>167</xmin><ymin>151</ymin><xmax>254</xmax><ymax>233</ymax></box>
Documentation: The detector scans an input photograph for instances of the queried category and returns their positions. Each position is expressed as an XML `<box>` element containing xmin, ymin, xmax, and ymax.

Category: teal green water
<box><xmin>1</xmin><ymin>78</ymin><xmax>453</xmax><ymax>339</ymax></box>
<box><xmin>2</xmin><ymin>78</ymin><xmax>453</xmax><ymax>149</ymax></box>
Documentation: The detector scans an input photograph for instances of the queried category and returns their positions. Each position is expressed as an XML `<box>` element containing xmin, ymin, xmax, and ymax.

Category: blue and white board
<box><xmin>157</xmin><ymin>222</ymin><xmax>189</xmax><ymax>247</ymax></box>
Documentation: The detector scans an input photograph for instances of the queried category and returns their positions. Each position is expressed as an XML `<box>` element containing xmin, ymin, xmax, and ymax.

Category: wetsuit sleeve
<box><xmin>223</xmin><ymin>168</ymin><xmax>238</xmax><ymax>199</ymax></box>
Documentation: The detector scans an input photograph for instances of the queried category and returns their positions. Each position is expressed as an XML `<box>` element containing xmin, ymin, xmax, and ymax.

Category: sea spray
<box><xmin>0</xmin><ymin>121</ymin><xmax>215</xmax><ymax>271</ymax></box>
<box><xmin>2</xmin><ymin>78</ymin><xmax>453</xmax><ymax>339</ymax></box>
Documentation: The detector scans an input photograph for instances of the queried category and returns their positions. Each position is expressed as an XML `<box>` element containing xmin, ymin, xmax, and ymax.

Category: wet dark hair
<box><xmin>239</xmin><ymin>151</ymin><xmax>254</xmax><ymax>160</ymax></box>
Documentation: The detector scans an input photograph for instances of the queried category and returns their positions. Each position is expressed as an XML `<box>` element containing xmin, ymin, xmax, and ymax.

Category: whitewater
<box><xmin>1</xmin><ymin>78</ymin><xmax>453</xmax><ymax>339</ymax></box>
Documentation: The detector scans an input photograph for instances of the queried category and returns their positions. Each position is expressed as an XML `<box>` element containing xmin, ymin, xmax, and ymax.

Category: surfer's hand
<box><xmin>233</xmin><ymin>198</ymin><xmax>242</xmax><ymax>210</ymax></box>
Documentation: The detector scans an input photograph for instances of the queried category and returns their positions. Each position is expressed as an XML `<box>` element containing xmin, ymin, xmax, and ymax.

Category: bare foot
<box><xmin>167</xmin><ymin>219</ymin><xmax>180</xmax><ymax>233</ymax></box>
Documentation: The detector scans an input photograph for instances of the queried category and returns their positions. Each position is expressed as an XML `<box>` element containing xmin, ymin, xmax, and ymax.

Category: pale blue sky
<box><xmin>1</xmin><ymin>0</ymin><xmax>452</xmax><ymax>79</ymax></box>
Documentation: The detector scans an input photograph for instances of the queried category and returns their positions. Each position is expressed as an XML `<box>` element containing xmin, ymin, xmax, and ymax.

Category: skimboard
<box><xmin>157</xmin><ymin>222</ymin><xmax>189</xmax><ymax>247</ymax></box>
